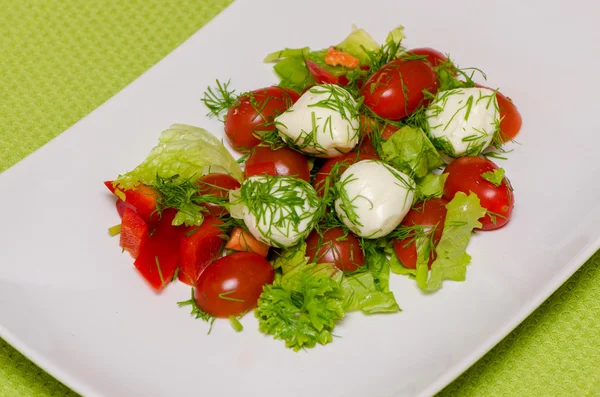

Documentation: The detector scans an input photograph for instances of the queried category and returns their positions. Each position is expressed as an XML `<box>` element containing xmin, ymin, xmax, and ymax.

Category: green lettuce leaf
<box><xmin>416</xmin><ymin>192</ymin><xmax>486</xmax><ymax>293</ymax></box>
<box><xmin>114</xmin><ymin>124</ymin><xmax>243</xmax><ymax>190</ymax></box>
<box><xmin>256</xmin><ymin>261</ymin><xmax>346</xmax><ymax>351</ymax></box>
<box><xmin>481</xmin><ymin>168</ymin><xmax>505</xmax><ymax>186</ymax></box>
<box><xmin>273</xmin><ymin>56</ymin><xmax>315</xmax><ymax>93</ymax></box>
<box><xmin>380</xmin><ymin>126</ymin><xmax>443</xmax><ymax>179</ymax></box>
<box><xmin>336</xmin><ymin>26</ymin><xmax>380</xmax><ymax>65</ymax></box>
<box><xmin>415</xmin><ymin>172</ymin><xmax>448</xmax><ymax>201</ymax></box>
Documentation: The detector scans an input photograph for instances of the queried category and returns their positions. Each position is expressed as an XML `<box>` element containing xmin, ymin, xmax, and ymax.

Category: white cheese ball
<box><xmin>232</xmin><ymin>175</ymin><xmax>321</xmax><ymax>248</ymax></box>
<box><xmin>334</xmin><ymin>160</ymin><xmax>415</xmax><ymax>239</ymax></box>
<box><xmin>274</xmin><ymin>84</ymin><xmax>360</xmax><ymax>158</ymax></box>
<box><xmin>426</xmin><ymin>87</ymin><xmax>499</xmax><ymax>157</ymax></box>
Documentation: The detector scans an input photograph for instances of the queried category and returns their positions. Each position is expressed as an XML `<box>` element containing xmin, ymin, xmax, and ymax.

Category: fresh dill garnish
<box><xmin>177</xmin><ymin>288</ymin><xmax>216</xmax><ymax>333</ymax></box>
<box><xmin>155</xmin><ymin>256</ymin><xmax>165</xmax><ymax>286</ymax></box>
<box><xmin>229</xmin><ymin>316</ymin><xmax>244</xmax><ymax>332</ymax></box>
<box><xmin>108</xmin><ymin>224</ymin><xmax>121</xmax><ymax>236</ymax></box>
<box><xmin>218</xmin><ymin>290</ymin><xmax>245</xmax><ymax>302</ymax></box>
<box><xmin>202</xmin><ymin>79</ymin><xmax>238</xmax><ymax>121</ymax></box>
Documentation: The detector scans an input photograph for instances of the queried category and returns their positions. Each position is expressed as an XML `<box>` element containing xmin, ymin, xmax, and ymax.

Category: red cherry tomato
<box><xmin>361</xmin><ymin>59</ymin><xmax>439</xmax><ymax>120</ymax></box>
<box><xmin>405</xmin><ymin>48</ymin><xmax>448</xmax><ymax>68</ymax></box>
<box><xmin>196</xmin><ymin>173</ymin><xmax>241</xmax><ymax>218</ymax></box>
<box><xmin>178</xmin><ymin>216</ymin><xmax>224</xmax><ymax>286</ymax></box>
<box><xmin>305</xmin><ymin>227</ymin><xmax>364</xmax><ymax>272</ymax></box>
<box><xmin>305</xmin><ymin>60</ymin><xmax>349</xmax><ymax>86</ymax></box>
<box><xmin>313</xmin><ymin>152</ymin><xmax>379</xmax><ymax>197</ymax></box>
<box><xmin>443</xmin><ymin>156</ymin><xmax>514</xmax><ymax>230</ymax></box>
<box><xmin>393</xmin><ymin>198</ymin><xmax>448</xmax><ymax>269</ymax></box>
<box><xmin>224</xmin><ymin>87</ymin><xmax>299</xmax><ymax>152</ymax></box>
<box><xmin>245</xmin><ymin>145</ymin><xmax>311</xmax><ymax>182</ymax></box>
<box><xmin>195</xmin><ymin>252</ymin><xmax>274</xmax><ymax>317</ymax></box>
<box><xmin>496</xmin><ymin>91</ymin><xmax>522</xmax><ymax>142</ymax></box>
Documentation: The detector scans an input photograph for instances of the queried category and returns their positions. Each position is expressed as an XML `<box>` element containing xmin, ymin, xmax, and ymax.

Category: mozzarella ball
<box><xmin>426</xmin><ymin>87</ymin><xmax>499</xmax><ymax>157</ymax></box>
<box><xmin>274</xmin><ymin>84</ymin><xmax>360</xmax><ymax>158</ymax></box>
<box><xmin>231</xmin><ymin>175</ymin><xmax>321</xmax><ymax>247</ymax></box>
<box><xmin>334</xmin><ymin>160</ymin><xmax>415</xmax><ymax>238</ymax></box>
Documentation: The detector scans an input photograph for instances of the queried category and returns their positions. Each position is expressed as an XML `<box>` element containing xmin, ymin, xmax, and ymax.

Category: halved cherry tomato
<box><xmin>196</xmin><ymin>173</ymin><xmax>241</xmax><ymax>218</ymax></box>
<box><xmin>475</xmin><ymin>85</ymin><xmax>522</xmax><ymax>142</ymax></box>
<box><xmin>393</xmin><ymin>198</ymin><xmax>448</xmax><ymax>269</ymax></box>
<box><xmin>305</xmin><ymin>59</ymin><xmax>349</xmax><ymax>86</ymax></box>
<box><xmin>443</xmin><ymin>156</ymin><xmax>514</xmax><ymax>230</ymax></box>
<box><xmin>245</xmin><ymin>145</ymin><xmax>311</xmax><ymax>182</ymax></box>
<box><xmin>224</xmin><ymin>87</ymin><xmax>298</xmax><ymax>152</ymax></box>
<box><xmin>496</xmin><ymin>91</ymin><xmax>522</xmax><ymax>142</ymax></box>
<box><xmin>195</xmin><ymin>252</ymin><xmax>274</xmax><ymax>317</ymax></box>
<box><xmin>178</xmin><ymin>216</ymin><xmax>225</xmax><ymax>286</ymax></box>
<box><xmin>305</xmin><ymin>227</ymin><xmax>364</xmax><ymax>272</ymax></box>
<box><xmin>104</xmin><ymin>181</ymin><xmax>158</xmax><ymax>224</ymax></box>
<box><xmin>133</xmin><ymin>209</ymin><xmax>182</xmax><ymax>291</ymax></box>
<box><xmin>405</xmin><ymin>48</ymin><xmax>448</xmax><ymax>68</ymax></box>
<box><xmin>225</xmin><ymin>227</ymin><xmax>270</xmax><ymax>257</ymax></box>
<box><xmin>313</xmin><ymin>152</ymin><xmax>379</xmax><ymax>197</ymax></box>
<box><xmin>120</xmin><ymin>207</ymin><xmax>148</xmax><ymax>259</ymax></box>
<box><xmin>361</xmin><ymin>59</ymin><xmax>439</xmax><ymax>120</ymax></box>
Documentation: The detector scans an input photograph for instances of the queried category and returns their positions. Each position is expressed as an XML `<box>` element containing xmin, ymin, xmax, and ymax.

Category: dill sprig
<box><xmin>201</xmin><ymin>79</ymin><xmax>238</xmax><ymax>121</ymax></box>
<box><xmin>177</xmin><ymin>288</ymin><xmax>216</xmax><ymax>333</ymax></box>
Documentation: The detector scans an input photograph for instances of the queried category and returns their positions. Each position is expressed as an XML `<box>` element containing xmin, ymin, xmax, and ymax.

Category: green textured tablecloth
<box><xmin>1</xmin><ymin>1</ymin><xmax>599</xmax><ymax>396</ymax></box>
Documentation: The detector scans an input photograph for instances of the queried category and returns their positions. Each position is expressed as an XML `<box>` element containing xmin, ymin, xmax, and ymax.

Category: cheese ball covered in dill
<box><xmin>230</xmin><ymin>175</ymin><xmax>322</xmax><ymax>248</ymax></box>
<box><xmin>274</xmin><ymin>84</ymin><xmax>360</xmax><ymax>158</ymax></box>
<box><xmin>334</xmin><ymin>160</ymin><xmax>415</xmax><ymax>239</ymax></box>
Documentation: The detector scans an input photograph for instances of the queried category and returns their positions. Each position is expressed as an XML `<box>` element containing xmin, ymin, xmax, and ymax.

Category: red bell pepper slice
<box><xmin>120</xmin><ymin>207</ymin><xmax>148</xmax><ymax>259</ymax></box>
<box><xmin>178</xmin><ymin>216</ymin><xmax>225</xmax><ymax>286</ymax></box>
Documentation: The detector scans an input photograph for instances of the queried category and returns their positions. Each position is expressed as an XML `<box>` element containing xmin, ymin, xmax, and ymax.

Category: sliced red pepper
<box><xmin>104</xmin><ymin>181</ymin><xmax>158</xmax><ymax>225</ymax></box>
<box><xmin>120</xmin><ymin>207</ymin><xmax>148</xmax><ymax>259</ymax></box>
<box><xmin>133</xmin><ymin>209</ymin><xmax>182</xmax><ymax>291</ymax></box>
<box><xmin>225</xmin><ymin>227</ymin><xmax>270</xmax><ymax>257</ymax></box>
<box><xmin>245</xmin><ymin>162</ymin><xmax>278</xmax><ymax>178</ymax></box>
<box><xmin>116</xmin><ymin>198</ymin><xmax>135</xmax><ymax>218</ymax></box>
<box><xmin>178</xmin><ymin>216</ymin><xmax>225</xmax><ymax>286</ymax></box>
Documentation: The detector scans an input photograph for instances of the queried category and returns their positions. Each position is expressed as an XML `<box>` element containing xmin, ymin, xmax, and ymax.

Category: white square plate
<box><xmin>1</xmin><ymin>0</ymin><xmax>599</xmax><ymax>396</ymax></box>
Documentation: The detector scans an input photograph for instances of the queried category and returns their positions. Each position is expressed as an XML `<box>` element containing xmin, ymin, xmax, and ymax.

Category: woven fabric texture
<box><xmin>0</xmin><ymin>1</ymin><xmax>598</xmax><ymax>396</ymax></box>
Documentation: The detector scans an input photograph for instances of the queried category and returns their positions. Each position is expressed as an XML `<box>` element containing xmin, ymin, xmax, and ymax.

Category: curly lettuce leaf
<box><xmin>256</xmin><ymin>262</ymin><xmax>346</xmax><ymax>351</ymax></box>
<box><xmin>114</xmin><ymin>124</ymin><xmax>243</xmax><ymax>190</ymax></box>
<box><xmin>416</xmin><ymin>192</ymin><xmax>486</xmax><ymax>293</ymax></box>
<box><xmin>380</xmin><ymin>126</ymin><xmax>443</xmax><ymax>179</ymax></box>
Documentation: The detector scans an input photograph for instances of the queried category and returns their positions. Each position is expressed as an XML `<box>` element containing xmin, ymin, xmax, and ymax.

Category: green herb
<box><xmin>177</xmin><ymin>288</ymin><xmax>216</xmax><ymax>333</ymax></box>
<box><xmin>108</xmin><ymin>224</ymin><xmax>121</xmax><ymax>236</ymax></box>
<box><xmin>481</xmin><ymin>168</ymin><xmax>505</xmax><ymax>186</ymax></box>
<box><xmin>229</xmin><ymin>316</ymin><xmax>244</xmax><ymax>332</ymax></box>
<box><xmin>218</xmin><ymin>290</ymin><xmax>245</xmax><ymax>303</ymax></box>
<box><xmin>202</xmin><ymin>79</ymin><xmax>237</xmax><ymax>120</ymax></box>
<box><xmin>155</xmin><ymin>256</ymin><xmax>165</xmax><ymax>287</ymax></box>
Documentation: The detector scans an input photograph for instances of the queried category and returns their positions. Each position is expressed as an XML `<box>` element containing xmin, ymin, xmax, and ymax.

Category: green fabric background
<box><xmin>0</xmin><ymin>1</ymin><xmax>598</xmax><ymax>396</ymax></box>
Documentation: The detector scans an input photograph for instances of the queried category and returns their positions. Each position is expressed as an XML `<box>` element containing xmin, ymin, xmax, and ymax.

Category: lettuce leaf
<box><xmin>380</xmin><ymin>126</ymin><xmax>443</xmax><ymax>179</ymax></box>
<box><xmin>416</xmin><ymin>192</ymin><xmax>486</xmax><ymax>293</ymax></box>
<box><xmin>256</xmin><ymin>261</ymin><xmax>346</xmax><ymax>351</ymax></box>
<box><xmin>415</xmin><ymin>172</ymin><xmax>448</xmax><ymax>201</ymax></box>
<box><xmin>114</xmin><ymin>124</ymin><xmax>243</xmax><ymax>190</ymax></box>
<box><xmin>336</xmin><ymin>26</ymin><xmax>380</xmax><ymax>65</ymax></box>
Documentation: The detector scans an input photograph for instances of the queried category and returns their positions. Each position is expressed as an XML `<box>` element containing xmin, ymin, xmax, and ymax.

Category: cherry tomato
<box><xmin>305</xmin><ymin>227</ymin><xmax>364</xmax><ymax>272</ymax></box>
<box><xmin>405</xmin><ymin>48</ymin><xmax>447</xmax><ymax>68</ymax></box>
<box><xmin>305</xmin><ymin>59</ymin><xmax>349</xmax><ymax>86</ymax></box>
<box><xmin>195</xmin><ymin>252</ymin><xmax>274</xmax><ymax>317</ymax></box>
<box><xmin>245</xmin><ymin>145</ymin><xmax>311</xmax><ymax>182</ymax></box>
<box><xmin>224</xmin><ymin>87</ymin><xmax>299</xmax><ymax>152</ymax></box>
<box><xmin>196</xmin><ymin>173</ymin><xmax>241</xmax><ymax>217</ymax></box>
<box><xmin>312</xmin><ymin>152</ymin><xmax>379</xmax><ymax>197</ymax></box>
<box><xmin>496</xmin><ymin>91</ymin><xmax>522</xmax><ymax>142</ymax></box>
<box><xmin>358</xmin><ymin>115</ymin><xmax>399</xmax><ymax>154</ymax></box>
<box><xmin>393</xmin><ymin>198</ymin><xmax>448</xmax><ymax>269</ymax></box>
<box><xmin>443</xmin><ymin>156</ymin><xmax>514</xmax><ymax>230</ymax></box>
<box><xmin>361</xmin><ymin>59</ymin><xmax>439</xmax><ymax>120</ymax></box>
